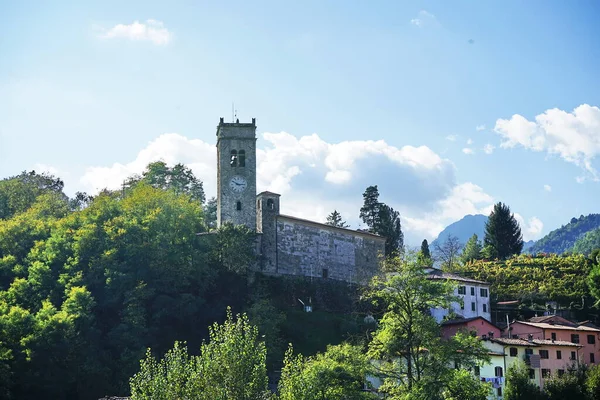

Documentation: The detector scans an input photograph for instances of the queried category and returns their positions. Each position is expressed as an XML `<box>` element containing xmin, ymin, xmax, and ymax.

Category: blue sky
<box><xmin>1</xmin><ymin>0</ymin><xmax>600</xmax><ymax>246</ymax></box>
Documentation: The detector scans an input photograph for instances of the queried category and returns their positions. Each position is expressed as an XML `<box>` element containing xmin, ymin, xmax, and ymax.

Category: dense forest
<box><xmin>0</xmin><ymin>165</ymin><xmax>372</xmax><ymax>399</ymax></box>
<box><xmin>528</xmin><ymin>214</ymin><xmax>600</xmax><ymax>254</ymax></box>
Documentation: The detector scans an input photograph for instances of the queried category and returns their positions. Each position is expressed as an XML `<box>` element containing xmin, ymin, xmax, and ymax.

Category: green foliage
<box><xmin>326</xmin><ymin>210</ymin><xmax>350</xmax><ymax>228</ymax></box>
<box><xmin>434</xmin><ymin>235</ymin><xmax>462</xmax><ymax>272</ymax></box>
<box><xmin>204</xmin><ymin>197</ymin><xmax>217</xmax><ymax>230</ymax></box>
<box><xmin>366</xmin><ymin>255</ymin><xmax>490</xmax><ymax>397</ymax></box>
<box><xmin>212</xmin><ymin>222</ymin><xmax>257</xmax><ymax>273</ymax></box>
<box><xmin>574</xmin><ymin>228</ymin><xmax>600</xmax><ymax>256</ymax></box>
<box><xmin>544</xmin><ymin>369</ymin><xmax>586</xmax><ymax>400</ymax></box>
<box><xmin>442</xmin><ymin>369</ymin><xmax>491</xmax><ymax>400</ymax></box>
<box><xmin>130</xmin><ymin>309</ymin><xmax>270</xmax><ymax>400</ymax></box>
<box><xmin>359</xmin><ymin>185</ymin><xmax>404</xmax><ymax>256</ymax></box>
<box><xmin>484</xmin><ymin>202</ymin><xmax>523</xmax><ymax>260</ymax></box>
<box><xmin>378</xmin><ymin>204</ymin><xmax>404</xmax><ymax>257</ymax></box>
<box><xmin>0</xmin><ymin>170</ymin><xmax>66</xmax><ymax>220</ymax></box>
<box><xmin>125</xmin><ymin>161</ymin><xmax>206</xmax><ymax>203</ymax></box>
<box><xmin>504</xmin><ymin>361</ymin><xmax>544</xmax><ymax>400</ymax></box>
<box><xmin>461</xmin><ymin>234</ymin><xmax>483</xmax><ymax>264</ymax></box>
<box><xmin>279</xmin><ymin>343</ymin><xmax>378</xmax><ymax>400</ymax></box>
<box><xmin>455</xmin><ymin>253</ymin><xmax>591</xmax><ymax>308</ymax></box>
<box><xmin>530</xmin><ymin>213</ymin><xmax>600</xmax><ymax>255</ymax></box>
<box><xmin>359</xmin><ymin>185</ymin><xmax>381</xmax><ymax>231</ymax></box>
<box><xmin>420</xmin><ymin>239</ymin><xmax>431</xmax><ymax>260</ymax></box>
<box><xmin>587</xmin><ymin>364</ymin><xmax>600</xmax><ymax>400</ymax></box>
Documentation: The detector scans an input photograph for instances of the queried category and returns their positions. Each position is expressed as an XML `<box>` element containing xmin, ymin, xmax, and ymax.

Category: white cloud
<box><xmin>476</xmin><ymin>125</ymin><xmax>485</xmax><ymax>131</ymax></box>
<box><xmin>98</xmin><ymin>19</ymin><xmax>173</xmax><ymax>45</ymax></box>
<box><xmin>576</xmin><ymin>176</ymin><xmax>585</xmax><ymax>184</ymax></box>
<box><xmin>410</xmin><ymin>10</ymin><xmax>437</xmax><ymax>27</ymax></box>
<box><xmin>544</xmin><ymin>184</ymin><xmax>552</xmax><ymax>192</ymax></box>
<box><xmin>514</xmin><ymin>214</ymin><xmax>544</xmax><ymax>241</ymax></box>
<box><xmin>467</xmin><ymin>138</ymin><xmax>473</xmax><ymax>145</ymax></box>
<box><xmin>78</xmin><ymin>129</ymin><xmax>540</xmax><ymax>246</ymax></box>
<box><xmin>462</xmin><ymin>148</ymin><xmax>474</xmax><ymax>155</ymax></box>
<box><xmin>493</xmin><ymin>104</ymin><xmax>600</xmax><ymax>180</ymax></box>
<box><xmin>483</xmin><ymin>144</ymin><xmax>495</xmax><ymax>154</ymax></box>
<box><xmin>446</xmin><ymin>135</ymin><xmax>457</xmax><ymax>141</ymax></box>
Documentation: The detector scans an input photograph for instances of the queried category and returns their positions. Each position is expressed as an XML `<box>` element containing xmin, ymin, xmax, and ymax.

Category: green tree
<box><xmin>442</xmin><ymin>369</ymin><xmax>491</xmax><ymax>400</ymax></box>
<box><xmin>125</xmin><ymin>161</ymin><xmax>205</xmax><ymax>203</ymax></box>
<box><xmin>366</xmin><ymin>255</ymin><xmax>490</xmax><ymax>397</ymax></box>
<box><xmin>204</xmin><ymin>197</ymin><xmax>218</xmax><ymax>230</ymax></box>
<box><xmin>359</xmin><ymin>186</ymin><xmax>381</xmax><ymax>232</ymax></box>
<box><xmin>421</xmin><ymin>239</ymin><xmax>431</xmax><ymax>260</ymax></box>
<box><xmin>483</xmin><ymin>202</ymin><xmax>523</xmax><ymax>260</ymax></box>
<box><xmin>130</xmin><ymin>308</ymin><xmax>270</xmax><ymax>400</ymax></box>
<box><xmin>326</xmin><ymin>210</ymin><xmax>350</xmax><ymax>228</ymax></box>
<box><xmin>212</xmin><ymin>222</ymin><xmax>257</xmax><ymax>274</ymax></box>
<box><xmin>461</xmin><ymin>234</ymin><xmax>483</xmax><ymax>264</ymax></box>
<box><xmin>504</xmin><ymin>361</ymin><xmax>544</xmax><ymax>400</ymax></box>
<box><xmin>544</xmin><ymin>369</ymin><xmax>585</xmax><ymax>400</ymax></box>
<box><xmin>587</xmin><ymin>364</ymin><xmax>600</xmax><ymax>400</ymax></box>
<box><xmin>377</xmin><ymin>204</ymin><xmax>404</xmax><ymax>257</ymax></box>
<box><xmin>279</xmin><ymin>343</ymin><xmax>378</xmax><ymax>400</ymax></box>
<box><xmin>418</xmin><ymin>239</ymin><xmax>433</xmax><ymax>267</ymax></box>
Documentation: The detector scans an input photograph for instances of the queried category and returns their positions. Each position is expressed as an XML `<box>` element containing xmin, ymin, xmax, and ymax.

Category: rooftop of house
<box><xmin>426</xmin><ymin>269</ymin><xmax>488</xmax><ymax>285</ymax></box>
<box><xmin>277</xmin><ymin>214</ymin><xmax>386</xmax><ymax>240</ymax></box>
<box><xmin>441</xmin><ymin>316</ymin><xmax>500</xmax><ymax>330</ymax></box>
<box><xmin>489</xmin><ymin>337</ymin><xmax>582</xmax><ymax>347</ymax></box>
<box><xmin>512</xmin><ymin>319</ymin><xmax>600</xmax><ymax>332</ymax></box>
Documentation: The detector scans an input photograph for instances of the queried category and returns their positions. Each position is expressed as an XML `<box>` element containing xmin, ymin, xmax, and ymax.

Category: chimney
<box><xmin>528</xmin><ymin>333</ymin><xmax>534</xmax><ymax>342</ymax></box>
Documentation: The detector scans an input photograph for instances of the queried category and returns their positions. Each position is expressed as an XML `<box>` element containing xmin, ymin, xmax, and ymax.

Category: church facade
<box><xmin>216</xmin><ymin>117</ymin><xmax>385</xmax><ymax>283</ymax></box>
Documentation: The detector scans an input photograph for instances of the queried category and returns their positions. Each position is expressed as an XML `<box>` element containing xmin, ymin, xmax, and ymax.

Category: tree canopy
<box><xmin>483</xmin><ymin>202</ymin><xmax>523</xmax><ymax>260</ymax></box>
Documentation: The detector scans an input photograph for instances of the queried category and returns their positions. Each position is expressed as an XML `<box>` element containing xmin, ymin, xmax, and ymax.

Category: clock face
<box><xmin>229</xmin><ymin>175</ymin><xmax>248</xmax><ymax>193</ymax></box>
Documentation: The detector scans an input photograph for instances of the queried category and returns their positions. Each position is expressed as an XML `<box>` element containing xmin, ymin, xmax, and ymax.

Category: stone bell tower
<box><xmin>216</xmin><ymin>117</ymin><xmax>257</xmax><ymax>230</ymax></box>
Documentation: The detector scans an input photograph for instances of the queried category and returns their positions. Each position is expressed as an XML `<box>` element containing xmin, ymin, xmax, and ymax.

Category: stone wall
<box><xmin>272</xmin><ymin>215</ymin><xmax>384</xmax><ymax>284</ymax></box>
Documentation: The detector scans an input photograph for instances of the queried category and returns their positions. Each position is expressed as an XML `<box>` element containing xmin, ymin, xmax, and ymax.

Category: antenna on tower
<box><xmin>231</xmin><ymin>102</ymin><xmax>234</xmax><ymax>122</ymax></box>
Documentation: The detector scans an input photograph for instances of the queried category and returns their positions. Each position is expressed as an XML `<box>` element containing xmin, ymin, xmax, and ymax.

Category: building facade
<box><xmin>426</xmin><ymin>270</ymin><xmax>491</xmax><ymax>323</ymax></box>
<box><xmin>215</xmin><ymin>118</ymin><xmax>385</xmax><ymax>283</ymax></box>
<box><xmin>508</xmin><ymin>315</ymin><xmax>600</xmax><ymax>366</ymax></box>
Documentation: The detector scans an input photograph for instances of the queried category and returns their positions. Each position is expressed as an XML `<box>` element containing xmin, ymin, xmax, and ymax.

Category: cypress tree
<box><xmin>483</xmin><ymin>202</ymin><xmax>523</xmax><ymax>260</ymax></box>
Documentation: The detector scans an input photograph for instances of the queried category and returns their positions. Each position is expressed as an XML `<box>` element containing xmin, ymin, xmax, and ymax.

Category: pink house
<box><xmin>441</xmin><ymin>316</ymin><xmax>501</xmax><ymax>340</ymax></box>
<box><xmin>508</xmin><ymin>315</ymin><xmax>600</xmax><ymax>366</ymax></box>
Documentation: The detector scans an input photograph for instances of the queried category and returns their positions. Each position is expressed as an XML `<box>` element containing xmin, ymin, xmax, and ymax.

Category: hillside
<box><xmin>528</xmin><ymin>214</ymin><xmax>600</xmax><ymax>254</ymax></box>
<box><xmin>573</xmin><ymin>227</ymin><xmax>600</xmax><ymax>255</ymax></box>
<box><xmin>431</xmin><ymin>214</ymin><xmax>487</xmax><ymax>248</ymax></box>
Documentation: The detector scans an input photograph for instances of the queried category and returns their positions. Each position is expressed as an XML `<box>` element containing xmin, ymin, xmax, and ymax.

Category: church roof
<box><xmin>277</xmin><ymin>214</ymin><xmax>386</xmax><ymax>240</ymax></box>
<box><xmin>257</xmin><ymin>191</ymin><xmax>281</xmax><ymax>197</ymax></box>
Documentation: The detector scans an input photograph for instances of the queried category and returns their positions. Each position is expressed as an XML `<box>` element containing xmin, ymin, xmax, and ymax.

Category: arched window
<box><xmin>267</xmin><ymin>199</ymin><xmax>274</xmax><ymax>210</ymax></box>
<box><xmin>230</xmin><ymin>150</ymin><xmax>238</xmax><ymax>167</ymax></box>
<box><xmin>257</xmin><ymin>199</ymin><xmax>261</xmax><ymax>210</ymax></box>
<box><xmin>236</xmin><ymin>201</ymin><xmax>242</xmax><ymax>211</ymax></box>
<box><xmin>238</xmin><ymin>150</ymin><xmax>246</xmax><ymax>167</ymax></box>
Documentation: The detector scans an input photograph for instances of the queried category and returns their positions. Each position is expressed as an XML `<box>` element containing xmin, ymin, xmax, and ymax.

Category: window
<box><xmin>572</xmin><ymin>334</ymin><xmax>580</xmax><ymax>344</ymax></box>
<box><xmin>471</xmin><ymin>302</ymin><xmax>476</xmax><ymax>311</ymax></box>
<box><xmin>510</xmin><ymin>347</ymin><xmax>518</xmax><ymax>357</ymax></box>
<box><xmin>542</xmin><ymin>369</ymin><xmax>551</xmax><ymax>378</ymax></box>
<box><xmin>589</xmin><ymin>335</ymin><xmax>596</xmax><ymax>344</ymax></box>
<box><xmin>480</xmin><ymin>288</ymin><xmax>488</xmax><ymax>297</ymax></box>
<box><xmin>322</xmin><ymin>268</ymin><xmax>328</xmax><ymax>279</ymax></box>
<box><xmin>458</xmin><ymin>286</ymin><xmax>466</xmax><ymax>295</ymax></box>
<box><xmin>495</xmin><ymin>366</ymin><xmax>503</xmax><ymax>377</ymax></box>
<box><xmin>539</xmin><ymin>350</ymin><xmax>549</xmax><ymax>359</ymax></box>
<box><xmin>460</xmin><ymin>301</ymin><xmax>464</xmax><ymax>310</ymax></box>
<box><xmin>558</xmin><ymin>369</ymin><xmax>565</xmax><ymax>377</ymax></box>
<box><xmin>230</xmin><ymin>150</ymin><xmax>238</xmax><ymax>166</ymax></box>
<box><xmin>236</xmin><ymin>201</ymin><xmax>242</xmax><ymax>211</ymax></box>
<box><xmin>551</xmin><ymin>332</ymin><xmax>556</xmax><ymax>341</ymax></box>
<box><xmin>473</xmin><ymin>366</ymin><xmax>480</xmax><ymax>376</ymax></box>
<box><xmin>267</xmin><ymin>198</ymin><xmax>274</xmax><ymax>210</ymax></box>
<box><xmin>592</xmin><ymin>353</ymin><xmax>596</xmax><ymax>363</ymax></box>
<box><xmin>238</xmin><ymin>150</ymin><xmax>246</xmax><ymax>167</ymax></box>
<box><xmin>471</xmin><ymin>287</ymin><xmax>475</xmax><ymax>296</ymax></box>
<box><xmin>483</xmin><ymin>304</ymin><xmax>487</xmax><ymax>313</ymax></box>
<box><xmin>257</xmin><ymin>199</ymin><xmax>261</xmax><ymax>210</ymax></box>
<box><xmin>529</xmin><ymin>369</ymin><xmax>535</xmax><ymax>379</ymax></box>
<box><xmin>571</xmin><ymin>351</ymin><xmax>577</xmax><ymax>360</ymax></box>
<box><xmin>557</xmin><ymin>350</ymin><xmax>562</xmax><ymax>360</ymax></box>
<box><xmin>497</xmin><ymin>387</ymin><xmax>502</xmax><ymax>397</ymax></box>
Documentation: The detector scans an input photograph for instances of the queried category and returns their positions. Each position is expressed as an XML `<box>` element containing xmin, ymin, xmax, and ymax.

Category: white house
<box><xmin>426</xmin><ymin>269</ymin><xmax>492</xmax><ymax>323</ymax></box>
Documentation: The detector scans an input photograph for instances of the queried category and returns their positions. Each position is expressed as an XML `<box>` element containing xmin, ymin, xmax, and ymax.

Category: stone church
<box><xmin>215</xmin><ymin>117</ymin><xmax>384</xmax><ymax>283</ymax></box>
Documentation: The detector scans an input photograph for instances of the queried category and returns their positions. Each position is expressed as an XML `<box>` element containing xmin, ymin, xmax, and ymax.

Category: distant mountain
<box><xmin>528</xmin><ymin>214</ymin><xmax>600</xmax><ymax>254</ymax></box>
<box><xmin>431</xmin><ymin>214</ymin><xmax>488</xmax><ymax>249</ymax></box>
<box><xmin>522</xmin><ymin>240</ymin><xmax>536</xmax><ymax>253</ymax></box>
